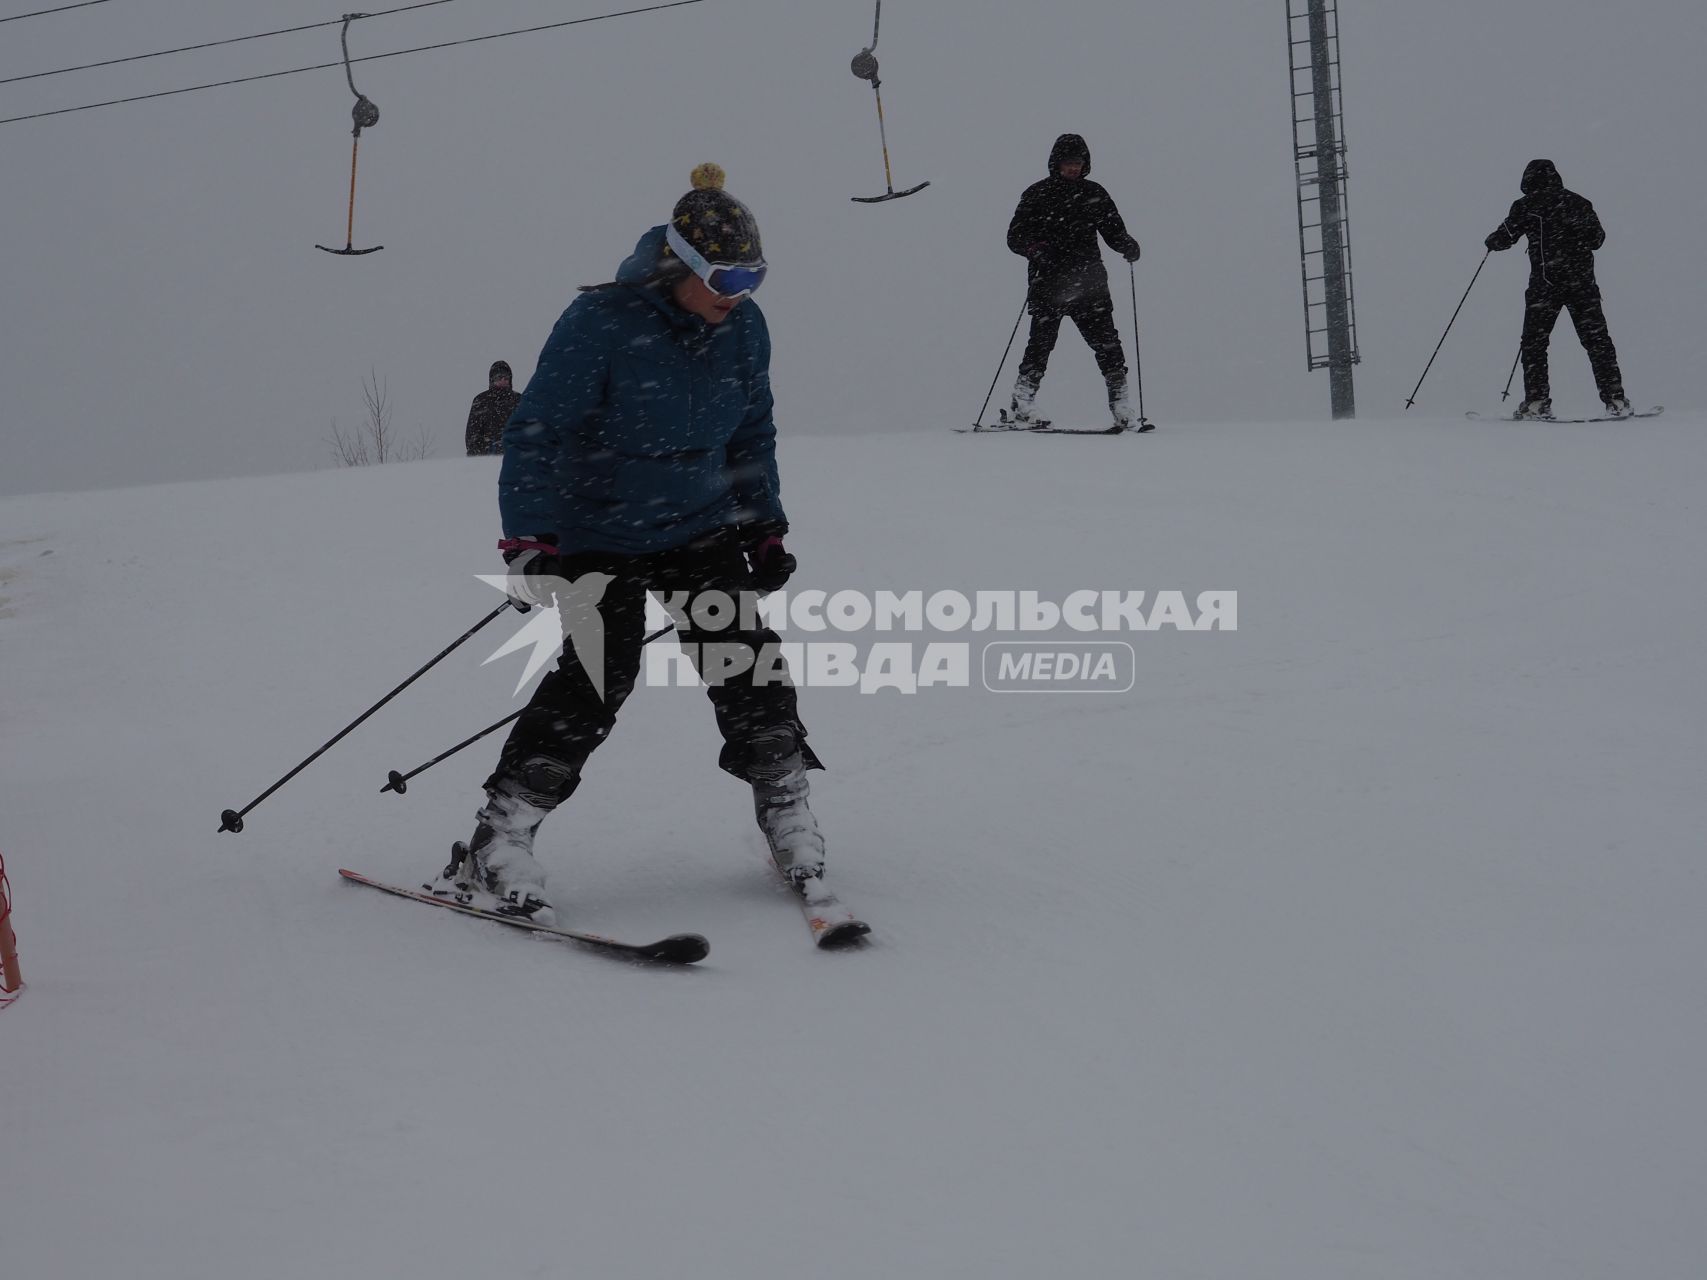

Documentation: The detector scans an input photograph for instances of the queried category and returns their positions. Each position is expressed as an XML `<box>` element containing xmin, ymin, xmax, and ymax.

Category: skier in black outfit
<box><xmin>1485</xmin><ymin>159</ymin><xmax>1630</xmax><ymax>420</ymax></box>
<box><xmin>464</xmin><ymin>361</ymin><xmax>522</xmax><ymax>455</ymax></box>
<box><xmin>1006</xmin><ymin>134</ymin><xmax>1142</xmax><ymax>430</ymax></box>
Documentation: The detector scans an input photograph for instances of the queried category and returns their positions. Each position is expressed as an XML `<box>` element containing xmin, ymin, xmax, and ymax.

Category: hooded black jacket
<box><xmin>1485</xmin><ymin>159</ymin><xmax>1606</xmax><ymax>292</ymax></box>
<box><xmin>465</xmin><ymin>360</ymin><xmax>522</xmax><ymax>456</ymax></box>
<box><xmin>1007</xmin><ymin>134</ymin><xmax>1141</xmax><ymax>309</ymax></box>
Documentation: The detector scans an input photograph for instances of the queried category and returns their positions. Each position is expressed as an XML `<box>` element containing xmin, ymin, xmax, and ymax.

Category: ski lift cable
<box><xmin>0</xmin><ymin>0</ymin><xmax>459</xmax><ymax>87</ymax></box>
<box><xmin>0</xmin><ymin>1</ymin><xmax>112</xmax><ymax>24</ymax></box>
<box><xmin>0</xmin><ymin>0</ymin><xmax>706</xmax><ymax>126</ymax></box>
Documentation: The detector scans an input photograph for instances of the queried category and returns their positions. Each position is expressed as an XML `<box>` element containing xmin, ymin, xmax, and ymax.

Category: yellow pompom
<box><xmin>690</xmin><ymin>162</ymin><xmax>726</xmax><ymax>191</ymax></box>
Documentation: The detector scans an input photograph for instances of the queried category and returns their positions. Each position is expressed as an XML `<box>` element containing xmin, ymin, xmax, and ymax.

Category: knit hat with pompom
<box><xmin>666</xmin><ymin>163</ymin><xmax>763</xmax><ymax>266</ymax></box>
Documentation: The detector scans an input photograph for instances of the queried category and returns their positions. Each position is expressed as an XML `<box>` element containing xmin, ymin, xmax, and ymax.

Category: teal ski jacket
<box><xmin>499</xmin><ymin>226</ymin><xmax>784</xmax><ymax>555</ymax></box>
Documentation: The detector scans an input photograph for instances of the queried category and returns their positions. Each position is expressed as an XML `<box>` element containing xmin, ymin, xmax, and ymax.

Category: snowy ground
<box><xmin>3</xmin><ymin>416</ymin><xmax>1704</xmax><ymax>1279</ymax></box>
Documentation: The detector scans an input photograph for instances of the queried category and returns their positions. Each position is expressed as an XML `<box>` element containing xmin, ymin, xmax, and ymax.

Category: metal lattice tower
<box><xmin>1288</xmin><ymin>0</ymin><xmax>1359</xmax><ymax>419</ymax></box>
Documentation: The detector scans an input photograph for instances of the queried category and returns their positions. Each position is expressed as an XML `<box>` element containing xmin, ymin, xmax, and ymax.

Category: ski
<box><xmin>952</xmin><ymin>413</ymin><xmax>1048</xmax><ymax>433</ymax></box>
<box><xmin>955</xmin><ymin>412</ymin><xmax>1153</xmax><ymax>435</ymax></box>
<box><xmin>1033</xmin><ymin>422</ymin><xmax>1150</xmax><ymax>435</ymax></box>
<box><xmin>782</xmin><ymin>871</ymin><xmax>870</xmax><ymax>949</ymax></box>
<box><xmin>1466</xmin><ymin>405</ymin><xmax>1663</xmax><ymax>424</ymax></box>
<box><xmin>337</xmin><ymin>868</ymin><xmax>710</xmax><ymax>964</ymax></box>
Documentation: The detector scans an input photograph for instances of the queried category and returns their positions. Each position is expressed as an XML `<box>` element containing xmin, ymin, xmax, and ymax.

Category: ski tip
<box><xmin>645</xmin><ymin>933</ymin><xmax>712</xmax><ymax>964</ymax></box>
<box><xmin>813</xmin><ymin>919</ymin><xmax>872</xmax><ymax>950</ymax></box>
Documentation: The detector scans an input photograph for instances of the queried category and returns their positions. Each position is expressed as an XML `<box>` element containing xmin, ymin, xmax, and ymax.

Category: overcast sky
<box><xmin>2</xmin><ymin>0</ymin><xmax>1702</xmax><ymax>497</ymax></box>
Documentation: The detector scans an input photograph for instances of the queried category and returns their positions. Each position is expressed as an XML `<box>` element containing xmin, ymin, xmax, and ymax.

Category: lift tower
<box><xmin>1288</xmin><ymin>0</ymin><xmax>1360</xmax><ymax>418</ymax></box>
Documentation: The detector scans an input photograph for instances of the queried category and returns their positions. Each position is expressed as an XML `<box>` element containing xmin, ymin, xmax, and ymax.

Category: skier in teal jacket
<box><xmin>498</xmin><ymin>225</ymin><xmax>783</xmax><ymax>552</ymax></box>
<box><xmin>453</xmin><ymin>166</ymin><xmax>824</xmax><ymax>925</ymax></box>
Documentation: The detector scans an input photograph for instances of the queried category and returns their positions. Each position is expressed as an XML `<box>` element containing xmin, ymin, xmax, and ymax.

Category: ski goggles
<box><xmin>665</xmin><ymin>223</ymin><xmax>767</xmax><ymax>299</ymax></box>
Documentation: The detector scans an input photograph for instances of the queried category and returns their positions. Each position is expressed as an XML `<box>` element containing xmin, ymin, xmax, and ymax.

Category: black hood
<box><xmin>1521</xmin><ymin>159</ymin><xmax>1563</xmax><ymax>195</ymax></box>
<box><xmin>1048</xmin><ymin>133</ymin><xmax>1092</xmax><ymax>177</ymax></box>
<box><xmin>489</xmin><ymin>360</ymin><xmax>512</xmax><ymax>382</ymax></box>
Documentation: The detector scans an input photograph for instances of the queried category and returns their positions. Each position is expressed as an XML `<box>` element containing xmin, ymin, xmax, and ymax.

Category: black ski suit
<box><xmin>1007</xmin><ymin>134</ymin><xmax>1141</xmax><ymax>398</ymax></box>
<box><xmin>465</xmin><ymin>361</ymin><xmax>522</xmax><ymax>456</ymax></box>
<box><xmin>484</xmin><ymin>540</ymin><xmax>819</xmax><ymax>813</ymax></box>
<box><xmin>1485</xmin><ymin>159</ymin><xmax>1624</xmax><ymax>405</ymax></box>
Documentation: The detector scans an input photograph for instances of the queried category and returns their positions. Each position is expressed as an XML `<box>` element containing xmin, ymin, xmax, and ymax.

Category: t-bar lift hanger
<box><xmin>316</xmin><ymin>13</ymin><xmax>383</xmax><ymax>255</ymax></box>
<box><xmin>850</xmin><ymin>1</ymin><xmax>929</xmax><ymax>203</ymax></box>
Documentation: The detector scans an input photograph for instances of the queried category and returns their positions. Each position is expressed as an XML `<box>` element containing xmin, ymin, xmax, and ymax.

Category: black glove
<box><xmin>497</xmin><ymin>534</ymin><xmax>560</xmax><ymax>611</ymax></box>
<box><xmin>747</xmin><ymin>535</ymin><xmax>796</xmax><ymax>592</ymax></box>
<box><xmin>1123</xmin><ymin>241</ymin><xmax>1141</xmax><ymax>263</ymax></box>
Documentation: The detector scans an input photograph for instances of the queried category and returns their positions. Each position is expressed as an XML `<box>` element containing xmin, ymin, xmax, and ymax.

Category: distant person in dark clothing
<box><xmin>1006</xmin><ymin>133</ymin><xmax>1143</xmax><ymax>430</ymax></box>
<box><xmin>465</xmin><ymin>361</ymin><xmax>522</xmax><ymax>455</ymax></box>
<box><xmin>1485</xmin><ymin>159</ymin><xmax>1630</xmax><ymax>420</ymax></box>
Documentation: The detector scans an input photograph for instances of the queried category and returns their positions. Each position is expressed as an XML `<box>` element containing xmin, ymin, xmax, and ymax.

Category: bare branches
<box><xmin>327</xmin><ymin>369</ymin><xmax>433</xmax><ymax>466</ymax></box>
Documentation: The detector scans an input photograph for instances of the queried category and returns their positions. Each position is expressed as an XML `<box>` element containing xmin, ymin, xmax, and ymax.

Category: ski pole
<box><xmin>1405</xmin><ymin>249</ymin><xmax>1491</xmax><ymax>410</ymax></box>
<box><xmin>382</xmin><ymin>708</ymin><xmax>522</xmax><ymax>796</ymax></box>
<box><xmin>1500</xmin><ymin>346</ymin><xmax>1521</xmax><ymax>402</ymax></box>
<box><xmin>1128</xmin><ymin>261</ymin><xmax>1152</xmax><ymax>428</ymax></box>
<box><xmin>972</xmin><ymin>297</ymin><xmax>1028</xmax><ymax>430</ymax></box>
<box><xmin>380</xmin><ymin>624</ymin><xmax>676</xmax><ymax>796</ymax></box>
<box><xmin>218</xmin><ymin>600</ymin><xmax>520</xmax><ymax>833</ymax></box>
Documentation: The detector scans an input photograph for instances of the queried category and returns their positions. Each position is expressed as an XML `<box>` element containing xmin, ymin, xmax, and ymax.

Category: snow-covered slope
<box><xmin>3</xmin><ymin>417</ymin><xmax>1704</xmax><ymax>1279</ymax></box>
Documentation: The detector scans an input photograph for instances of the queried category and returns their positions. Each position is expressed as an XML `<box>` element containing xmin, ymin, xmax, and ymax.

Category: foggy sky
<box><xmin>2</xmin><ymin>0</ymin><xmax>1702</xmax><ymax>498</ymax></box>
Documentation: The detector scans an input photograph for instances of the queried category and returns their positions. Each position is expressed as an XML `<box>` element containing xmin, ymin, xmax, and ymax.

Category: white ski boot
<box><xmin>1602</xmin><ymin>394</ymin><xmax>1633</xmax><ymax>419</ymax></box>
<box><xmin>1514</xmin><ymin>397</ymin><xmax>1554</xmax><ymax>421</ymax></box>
<box><xmin>749</xmin><ymin>732</ymin><xmax>827</xmax><ymax>900</ymax></box>
<box><xmin>463</xmin><ymin>788</ymin><xmax>555</xmax><ymax>925</ymax></box>
<box><xmin>1109</xmin><ymin>383</ymin><xmax>1139</xmax><ymax>432</ymax></box>
<box><xmin>1006</xmin><ymin>377</ymin><xmax>1039</xmax><ymax>427</ymax></box>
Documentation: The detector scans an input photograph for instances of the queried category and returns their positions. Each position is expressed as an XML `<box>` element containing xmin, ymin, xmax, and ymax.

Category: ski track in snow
<box><xmin>2</xmin><ymin>419</ymin><xmax>1706</xmax><ymax>1279</ymax></box>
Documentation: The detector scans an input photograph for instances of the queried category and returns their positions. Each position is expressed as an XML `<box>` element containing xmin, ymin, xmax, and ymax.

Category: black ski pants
<box><xmin>1521</xmin><ymin>282</ymin><xmax>1624</xmax><ymax>403</ymax></box>
<box><xmin>484</xmin><ymin>544</ymin><xmax>816</xmax><ymax>809</ymax></box>
<box><xmin>1017</xmin><ymin>290</ymin><xmax>1128</xmax><ymax>394</ymax></box>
